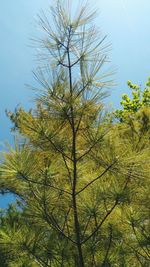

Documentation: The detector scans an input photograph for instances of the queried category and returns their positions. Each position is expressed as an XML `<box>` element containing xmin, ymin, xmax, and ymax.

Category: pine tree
<box><xmin>0</xmin><ymin>1</ymin><xmax>149</xmax><ymax>266</ymax></box>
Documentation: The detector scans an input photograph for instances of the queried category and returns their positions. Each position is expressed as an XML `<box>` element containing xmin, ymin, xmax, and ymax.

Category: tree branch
<box><xmin>76</xmin><ymin>160</ymin><xmax>117</xmax><ymax>195</ymax></box>
<box><xmin>19</xmin><ymin>172</ymin><xmax>72</xmax><ymax>196</ymax></box>
<box><xmin>81</xmin><ymin>200</ymin><xmax>118</xmax><ymax>244</ymax></box>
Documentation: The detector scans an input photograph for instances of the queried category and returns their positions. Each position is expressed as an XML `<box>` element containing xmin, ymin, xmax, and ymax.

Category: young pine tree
<box><xmin>0</xmin><ymin>1</ymin><xmax>149</xmax><ymax>266</ymax></box>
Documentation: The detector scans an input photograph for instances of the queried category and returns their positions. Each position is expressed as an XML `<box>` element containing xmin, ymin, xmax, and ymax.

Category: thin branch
<box><xmin>58</xmin><ymin>60</ymin><xmax>69</xmax><ymax>67</ymax></box>
<box><xmin>81</xmin><ymin>200</ymin><xmax>118</xmax><ymax>244</ymax></box>
<box><xmin>24</xmin><ymin>123</ymin><xmax>73</xmax><ymax>162</ymax></box>
<box><xmin>102</xmin><ymin>225</ymin><xmax>113</xmax><ymax>266</ymax></box>
<box><xmin>82</xmin><ymin>214</ymin><xmax>92</xmax><ymax>240</ymax></box>
<box><xmin>50</xmin><ymin>212</ymin><xmax>76</xmax><ymax>244</ymax></box>
<box><xmin>20</xmin><ymin>172</ymin><xmax>72</xmax><ymax>196</ymax></box>
<box><xmin>71</xmin><ymin>56</ymin><xmax>83</xmax><ymax>67</ymax></box>
<box><xmin>41</xmin><ymin>129</ymin><xmax>73</xmax><ymax>161</ymax></box>
<box><xmin>77</xmin><ymin>132</ymin><xmax>108</xmax><ymax>161</ymax></box>
<box><xmin>61</xmin><ymin>207</ymin><xmax>72</xmax><ymax>233</ymax></box>
<box><xmin>123</xmin><ymin>240</ymin><xmax>150</xmax><ymax>261</ymax></box>
<box><xmin>132</xmin><ymin>224</ymin><xmax>150</xmax><ymax>259</ymax></box>
<box><xmin>62</xmin><ymin>154</ymin><xmax>73</xmax><ymax>188</ymax></box>
<box><xmin>75</xmin><ymin>81</ymin><xmax>91</xmax><ymax>99</ymax></box>
<box><xmin>75</xmin><ymin>103</ymin><xmax>89</xmax><ymax>134</ymax></box>
<box><xmin>76</xmin><ymin>160</ymin><xmax>117</xmax><ymax>195</ymax></box>
<box><xmin>41</xmin><ymin>197</ymin><xmax>76</xmax><ymax>245</ymax></box>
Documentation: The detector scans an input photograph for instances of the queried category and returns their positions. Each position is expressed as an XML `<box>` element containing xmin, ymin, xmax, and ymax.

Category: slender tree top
<box><xmin>32</xmin><ymin>0</ymin><xmax>113</xmax><ymax>107</ymax></box>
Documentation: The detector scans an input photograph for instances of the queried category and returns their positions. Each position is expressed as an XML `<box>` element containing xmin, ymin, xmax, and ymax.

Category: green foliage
<box><xmin>115</xmin><ymin>77</ymin><xmax>150</xmax><ymax>121</ymax></box>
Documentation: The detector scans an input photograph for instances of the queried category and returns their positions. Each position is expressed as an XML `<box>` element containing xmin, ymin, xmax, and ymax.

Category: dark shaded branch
<box><xmin>132</xmin><ymin>224</ymin><xmax>150</xmax><ymax>259</ymax></box>
<box><xmin>102</xmin><ymin>225</ymin><xmax>113</xmax><ymax>266</ymax></box>
<box><xmin>23</xmin><ymin>242</ymin><xmax>50</xmax><ymax>267</ymax></box>
<box><xmin>124</xmin><ymin>241</ymin><xmax>150</xmax><ymax>261</ymax></box>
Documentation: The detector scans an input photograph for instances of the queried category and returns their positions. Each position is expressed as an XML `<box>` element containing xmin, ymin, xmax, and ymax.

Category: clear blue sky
<box><xmin>0</xmin><ymin>0</ymin><xmax>150</xmax><ymax>207</ymax></box>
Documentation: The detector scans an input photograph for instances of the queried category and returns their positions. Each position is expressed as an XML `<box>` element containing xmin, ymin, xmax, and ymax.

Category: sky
<box><xmin>0</xmin><ymin>0</ymin><xmax>150</xmax><ymax>208</ymax></box>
